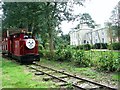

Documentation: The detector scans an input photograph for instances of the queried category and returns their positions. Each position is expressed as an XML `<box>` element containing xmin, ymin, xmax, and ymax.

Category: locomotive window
<box><xmin>24</xmin><ymin>35</ymin><xmax>33</xmax><ymax>39</ymax></box>
<box><xmin>24</xmin><ymin>35</ymin><xmax>28</xmax><ymax>39</ymax></box>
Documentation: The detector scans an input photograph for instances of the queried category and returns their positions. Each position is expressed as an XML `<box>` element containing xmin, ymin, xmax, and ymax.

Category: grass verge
<box><xmin>2</xmin><ymin>57</ymin><xmax>57</xmax><ymax>88</ymax></box>
<box><xmin>40</xmin><ymin>58</ymin><xmax>119</xmax><ymax>87</ymax></box>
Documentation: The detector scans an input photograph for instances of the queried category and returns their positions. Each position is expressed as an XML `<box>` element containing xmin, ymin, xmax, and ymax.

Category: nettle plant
<box><xmin>73</xmin><ymin>50</ymin><xmax>91</xmax><ymax>67</ymax></box>
<box><xmin>97</xmin><ymin>52</ymin><xmax>120</xmax><ymax>72</ymax></box>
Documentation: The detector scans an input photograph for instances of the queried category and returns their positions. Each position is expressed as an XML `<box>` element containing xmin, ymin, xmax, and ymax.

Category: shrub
<box><xmin>97</xmin><ymin>52</ymin><xmax>120</xmax><ymax>72</ymax></box>
<box><xmin>94</xmin><ymin>43</ymin><xmax>108</xmax><ymax>49</ymax></box>
<box><xmin>38</xmin><ymin>50</ymin><xmax>44</xmax><ymax>57</ymax></box>
<box><xmin>55</xmin><ymin>48</ymin><xmax>72</xmax><ymax>62</ymax></box>
<box><xmin>39</xmin><ymin>50</ymin><xmax>52</xmax><ymax>59</ymax></box>
<box><xmin>38</xmin><ymin>44</ymin><xmax>44</xmax><ymax>50</ymax></box>
<box><xmin>76</xmin><ymin>44</ymin><xmax>91</xmax><ymax>50</ymax></box>
<box><xmin>112</xmin><ymin>42</ymin><xmax>120</xmax><ymax>50</ymax></box>
<box><xmin>73</xmin><ymin>50</ymin><xmax>91</xmax><ymax>67</ymax></box>
<box><xmin>45</xmin><ymin>43</ymin><xmax>49</xmax><ymax>49</ymax></box>
<box><xmin>84</xmin><ymin>44</ymin><xmax>91</xmax><ymax>50</ymax></box>
<box><xmin>76</xmin><ymin>45</ymin><xmax>84</xmax><ymax>50</ymax></box>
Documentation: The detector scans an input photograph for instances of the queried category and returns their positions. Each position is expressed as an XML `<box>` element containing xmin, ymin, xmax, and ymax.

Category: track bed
<box><xmin>26</xmin><ymin>62</ymin><xmax>118</xmax><ymax>90</ymax></box>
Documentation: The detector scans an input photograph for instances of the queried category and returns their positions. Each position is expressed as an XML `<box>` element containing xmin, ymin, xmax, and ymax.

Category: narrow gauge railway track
<box><xmin>27</xmin><ymin>62</ymin><xmax>117</xmax><ymax>90</ymax></box>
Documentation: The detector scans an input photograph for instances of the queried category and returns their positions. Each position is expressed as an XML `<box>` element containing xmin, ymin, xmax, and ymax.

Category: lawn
<box><xmin>1</xmin><ymin>57</ymin><xmax>57</xmax><ymax>88</ymax></box>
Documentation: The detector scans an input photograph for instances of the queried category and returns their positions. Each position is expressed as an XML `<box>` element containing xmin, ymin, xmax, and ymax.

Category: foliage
<box><xmin>44</xmin><ymin>43</ymin><xmax>49</xmax><ymax>50</ymax></box>
<box><xmin>97</xmin><ymin>52</ymin><xmax>120</xmax><ymax>72</ymax></box>
<box><xmin>38</xmin><ymin>44</ymin><xmax>44</xmax><ymax>50</ymax></box>
<box><xmin>55</xmin><ymin>48</ymin><xmax>72</xmax><ymax>62</ymax></box>
<box><xmin>39</xmin><ymin>50</ymin><xmax>53</xmax><ymax>60</ymax></box>
<box><xmin>84</xmin><ymin>44</ymin><xmax>91</xmax><ymax>50</ymax></box>
<box><xmin>54</xmin><ymin>34</ymin><xmax>70</xmax><ymax>49</ymax></box>
<box><xmin>93</xmin><ymin>43</ymin><xmax>108</xmax><ymax>49</ymax></box>
<box><xmin>76</xmin><ymin>44</ymin><xmax>91</xmax><ymax>50</ymax></box>
<box><xmin>110</xmin><ymin>5</ymin><xmax>120</xmax><ymax>42</ymax></box>
<box><xmin>111</xmin><ymin>25</ymin><xmax>120</xmax><ymax>42</ymax></box>
<box><xmin>73</xmin><ymin>50</ymin><xmax>91</xmax><ymax>67</ymax></box>
<box><xmin>75</xmin><ymin>13</ymin><xmax>97</xmax><ymax>29</ymax></box>
<box><xmin>111</xmin><ymin>42</ymin><xmax>120</xmax><ymax>50</ymax></box>
<box><xmin>41</xmin><ymin>58</ymin><xmax>119</xmax><ymax>84</ymax></box>
<box><xmin>76</xmin><ymin>45</ymin><xmax>84</xmax><ymax>50</ymax></box>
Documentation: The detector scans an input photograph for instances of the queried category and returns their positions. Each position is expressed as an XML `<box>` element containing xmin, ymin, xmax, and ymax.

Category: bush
<box><xmin>76</xmin><ymin>44</ymin><xmax>91</xmax><ymax>50</ymax></box>
<box><xmin>38</xmin><ymin>44</ymin><xmax>44</xmax><ymax>50</ymax></box>
<box><xmin>39</xmin><ymin>50</ymin><xmax>52</xmax><ymax>59</ymax></box>
<box><xmin>84</xmin><ymin>44</ymin><xmax>91</xmax><ymax>50</ymax></box>
<box><xmin>45</xmin><ymin>43</ymin><xmax>49</xmax><ymax>49</ymax></box>
<box><xmin>73</xmin><ymin>50</ymin><xmax>91</xmax><ymax>67</ymax></box>
<box><xmin>112</xmin><ymin>43</ymin><xmax>120</xmax><ymax>50</ymax></box>
<box><xmin>38</xmin><ymin>50</ymin><xmax>44</xmax><ymax>57</ymax></box>
<box><xmin>55</xmin><ymin>48</ymin><xmax>72</xmax><ymax>62</ymax></box>
<box><xmin>97</xmin><ymin>52</ymin><xmax>120</xmax><ymax>72</ymax></box>
<box><xmin>76</xmin><ymin>45</ymin><xmax>84</xmax><ymax>50</ymax></box>
<box><xmin>94</xmin><ymin>43</ymin><xmax>108</xmax><ymax>49</ymax></box>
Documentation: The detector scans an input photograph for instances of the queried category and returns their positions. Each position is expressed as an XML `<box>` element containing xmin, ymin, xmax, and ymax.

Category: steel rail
<box><xmin>29</xmin><ymin>66</ymin><xmax>86</xmax><ymax>90</ymax></box>
<box><xmin>33</xmin><ymin>62</ymin><xmax>117</xmax><ymax>90</ymax></box>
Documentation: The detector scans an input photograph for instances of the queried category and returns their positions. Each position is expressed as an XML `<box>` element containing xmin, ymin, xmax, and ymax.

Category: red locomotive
<box><xmin>2</xmin><ymin>29</ymin><xmax>40</xmax><ymax>63</ymax></box>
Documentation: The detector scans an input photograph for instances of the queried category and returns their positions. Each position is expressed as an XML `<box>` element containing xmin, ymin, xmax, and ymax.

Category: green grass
<box><xmin>40</xmin><ymin>58</ymin><xmax>119</xmax><ymax>85</ymax></box>
<box><xmin>1</xmin><ymin>50</ymin><xmax>119</xmax><ymax>88</ymax></box>
<box><xmin>112</xmin><ymin>73</ymin><xmax>120</xmax><ymax>81</ymax></box>
<box><xmin>2</xmin><ymin>57</ymin><xmax>57</xmax><ymax>88</ymax></box>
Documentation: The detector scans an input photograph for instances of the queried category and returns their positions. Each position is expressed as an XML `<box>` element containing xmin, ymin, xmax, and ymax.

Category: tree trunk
<box><xmin>49</xmin><ymin>31</ymin><xmax>54</xmax><ymax>56</ymax></box>
<box><xmin>47</xmin><ymin>16</ymin><xmax>54</xmax><ymax>56</ymax></box>
<box><xmin>118</xmin><ymin>28</ymin><xmax>120</xmax><ymax>42</ymax></box>
<box><xmin>46</xmin><ymin>2</ymin><xmax>56</xmax><ymax>57</ymax></box>
<box><xmin>118</xmin><ymin>36</ymin><xmax>120</xmax><ymax>42</ymax></box>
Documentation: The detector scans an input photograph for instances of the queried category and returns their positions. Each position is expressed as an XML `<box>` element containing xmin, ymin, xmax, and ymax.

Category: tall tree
<box><xmin>75</xmin><ymin>13</ymin><xmax>97</xmax><ymax>29</ymax></box>
<box><xmin>111</xmin><ymin>25</ymin><xmax>120</xmax><ymax>42</ymax></box>
<box><xmin>109</xmin><ymin>1</ymin><xmax>120</xmax><ymax>42</ymax></box>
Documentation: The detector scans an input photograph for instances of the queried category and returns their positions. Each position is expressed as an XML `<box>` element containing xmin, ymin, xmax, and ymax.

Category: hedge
<box><xmin>76</xmin><ymin>44</ymin><xmax>91</xmax><ymax>50</ymax></box>
<box><xmin>112</xmin><ymin>42</ymin><xmax>120</xmax><ymax>50</ymax></box>
<box><xmin>93</xmin><ymin>43</ymin><xmax>108</xmax><ymax>49</ymax></box>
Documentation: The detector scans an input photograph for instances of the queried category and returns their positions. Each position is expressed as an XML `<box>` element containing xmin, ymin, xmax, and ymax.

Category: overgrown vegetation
<box><xmin>73</xmin><ymin>50</ymin><xmax>91</xmax><ymax>67</ymax></box>
<box><xmin>39</xmin><ymin>44</ymin><xmax>120</xmax><ymax>72</ymax></box>
<box><xmin>55</xmin><ymin>48</ymin><xmax>72</xmax><ymax>62</ymax></box>
<box><xmin>111</xmin><ymin>42</ymin><xmax>120</xmax><ymax>50</ymax></box>
<box><xmin>97</xmin><ymin>52</ymin><xmax>120</xmax><ymax>71</ymax></box>
<box><xmin>40</xmin><ymin>58</ymin><xmax>119</xmax><ymax>87</ymax></box>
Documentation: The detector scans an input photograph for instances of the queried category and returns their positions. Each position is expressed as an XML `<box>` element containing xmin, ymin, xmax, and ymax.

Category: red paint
<box><xmin>2</xmin><ymin>32</ymin><xmax>39</xmax><ymax>62</ymax></box>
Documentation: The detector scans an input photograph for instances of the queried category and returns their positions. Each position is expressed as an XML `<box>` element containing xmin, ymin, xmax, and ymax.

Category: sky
<box><xmin>61</xmin><ymin>0</ymin><xmax>120</xmax><ymax>34</ymax></box>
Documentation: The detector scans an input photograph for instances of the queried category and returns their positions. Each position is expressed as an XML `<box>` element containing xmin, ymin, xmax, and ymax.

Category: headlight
<box><xmin>26</xmin><ymin>39</ymin><xmax>35</xmax><ymax>49</ymax></box>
